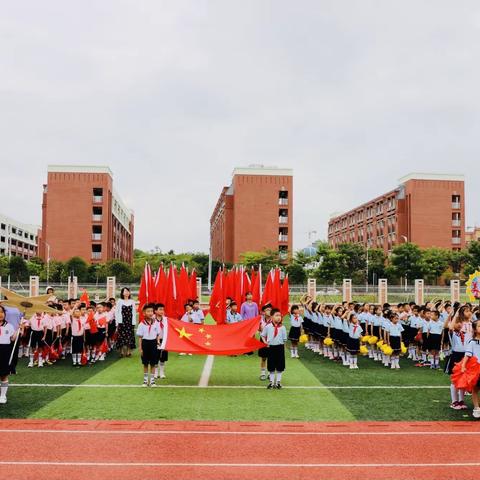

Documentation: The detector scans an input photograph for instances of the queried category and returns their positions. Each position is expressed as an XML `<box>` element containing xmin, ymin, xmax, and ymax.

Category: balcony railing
<box><xmin>452</xmin><ymin>237</ymin><xmax>462</xmax><ymax>245</ymax></box>
<box><xmin>278</xmin><ymin>198</ymin><xmax>288</xmax><ymax>206</ymax></box>
<box><xmin>279</xmin><ymin>216</ymin><xmax>288</xmax><ymax>224</ymax></box>
<box><xmin>452</xmin><ymin>219</ymin><xmax>461</xmax><ymax>227</ymax></box>
<box><xmin>91</xmin><ymin>252</ymin><xmax>102</xmax><ymax>260</ymax></box>
<box><xmin>278</xmin><ymin>251</ymin><xmax>288</xmax><ymax>260</ymax></box>
<box><xmin>92</xmin><ymin>214</ymin><xmax>103</xmax><ymax>221</ymax></box>
<box><xmin>278</xmin><ymin>234</ymin><xmax>288</xmax><ymax>242</ymax></box>
<box><xmin>452</xmin><ymin>202</ymin><xmax>461</xmax><ymax>209</ymax></box>
<box><xmin>93</xmin><ymin>196</ymin><xmax>103</xmax><ymax>204</ymax></box>
<box><xmin>92</xmin><ymin>233</ymin><xmax>102</xmax><ymax>241</ymax></box>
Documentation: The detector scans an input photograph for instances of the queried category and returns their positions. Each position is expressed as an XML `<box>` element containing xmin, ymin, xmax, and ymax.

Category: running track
<box><xmin>2</xmin><ymin>420</ymin><xmax>480</xmax><ymax>479</ymax></box>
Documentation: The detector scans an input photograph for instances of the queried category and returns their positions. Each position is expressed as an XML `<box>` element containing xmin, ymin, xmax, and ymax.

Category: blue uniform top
<box><xmin>409</xmin><ymin>315</ymin><xmax>420</xmax><ymax>329</ymax></box>
<box><xmin>421</xmin><ymin>318</ymin><xmax>430</xmax><ymax>333</ymax></box>
<box><xmin>465</xmin><ymin>338</ymin><xmax>480</xmax><ymax>360</ymax></box>
<box><xmin>262</xmin><ymin>323</ymin><xmax>287</xmax><ymax>346</ymax></box>
<box><xmin>349</xmin><ymin>323</ymin><xmax>363</xmax><ymax>339</ymax></box>
<box><xmin>388</xmin><ymin>323</ymin><xmax>404</xmax><ymax>337</ymax></box>
<box><xmin>449</xmin><ymin>331</ymin><xmax>466</xmax><ymax>353</ymax></box>
<box><xmin>290</xmin><ymin>314</ymin><xmax>303</xmax><ymax>328</ymax></box>
<box><xmin>428</xmin><ymin>320</ymin><xmax>444</xmax><ymax>335</ymax></box>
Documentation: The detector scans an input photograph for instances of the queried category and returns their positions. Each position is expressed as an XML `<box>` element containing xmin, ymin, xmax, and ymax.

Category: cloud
<box><xmin>1</xmin><ymin>0</ymin><xmax>479</xmax><ymax>251</ymax></box>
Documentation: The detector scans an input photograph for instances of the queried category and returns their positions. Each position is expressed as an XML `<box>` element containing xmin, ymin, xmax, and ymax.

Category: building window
<box><xmin>0</xmin><ymin>224</ymin><xmax>5</xmax><ymax>230</ymax></box>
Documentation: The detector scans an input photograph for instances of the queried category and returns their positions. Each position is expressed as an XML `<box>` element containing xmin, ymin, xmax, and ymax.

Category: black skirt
<box><xmin>347</xmin><ymin>337</ymin><xmax>360</xmax><ymax>354</ymax></box>
<box><xmin>0</xmin><ymin>343</ymin><xmax>12</xmax><ymax>377</ymax></box>
<box><xmin>267</xmin><ymin>344</ymin><xmax>285</xmax><ymax>372</ymax></box>
<box><xmin>72</xmin><ymin>335</ymin><xmax>84</xmax><ymax>354</ymax></box>
<box><xmin>302</xmin><ymin>317</ymin><xmax>312</xmax><ymax>334</ymax></box>
<box><xmin>141</xmin><ymin>339</ymin><xmax>158</xmax><ymax>367</ymax></box>
<box><xmin>372</xmin><ymin>325</ymin><xmax>380</xmax><ymax>338</ymax></box>
<box><xmin>390</xmin><ymin>336</ymin><xmax>401</xmax><ymax>354</ymax></box>
<box><xmin>158</xmin><ymin>349</ymin><xmax>168</xmax><ymax>363</ymax></box>
<box><xmin>288</xmin><ymin>326</ymin><xmax>301</xmax><ymax>342</ymax></box>
<box><xmin>427</xmin><ymin>333</ymin><xmax>442</xmax><ymax>351</ymax></box>
<box><xmin>444</xmin><ymin>351</ymin><xmax>465</xmax><ymax>375</ymax></box>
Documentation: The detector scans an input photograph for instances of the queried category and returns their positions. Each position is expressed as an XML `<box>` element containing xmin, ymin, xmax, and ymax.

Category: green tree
<box><xmin>389</xmin><ymin>243</ymin><xmax>424</xmax><ymax>281</ymax></box>
<box><xmin>26</xmin><ymin>257</ymin><xmax>44</xmax><ymax>278</ymax></box>
<box><xmin>464</xmin><ymin>241</ymin><xmax>480</xmax><ymax>276</ymax></box>
<box><xmin>239</xmin><ymin>250</ymin><xmax>278</xmax><ymax>272</ymax></box>
<box><xmin>64</xmin><ymin>257</ymin><xmax>89</xmax><ymax>282</ymax></box>
<box><xmin>0</xmin><ymin>256</ymin><xmax>9</xmax><ymax>278</ymax></box>
<box><xmin>285</xmin><ymin>251</ymin><xmax>309</xmax><ymax>284</ymax></box>
<box><xmin>104</xmin><ymin>260</ymin><xmax>134</xmax><ymax>283</ymax></box>
<box><xmin>9</xmin><ymin>256</ymin><xmax>28</xmax><ymax>281</ymax></box>
<box><xmin>420</xmin><ymin>247</ymin><xmax>450</xmax><ymax>284</ymax></box>
<box><xmin>366</xmin><ymin>248</ymin><xmax>387</xmax><ymax>283</ymax></box>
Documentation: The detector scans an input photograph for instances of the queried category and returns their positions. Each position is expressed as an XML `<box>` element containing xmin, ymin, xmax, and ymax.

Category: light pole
<box><xmin>401</xmin><ymin>236</ymin><xmax>408</xmax><ymax>292</ymax></box>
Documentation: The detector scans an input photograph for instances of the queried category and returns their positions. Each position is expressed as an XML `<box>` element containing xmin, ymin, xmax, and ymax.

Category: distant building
<box><xmin>210</xmin><ymin>165</ymin><xmax>293</xmax><ymax>264</ymax></box>
<box><xmin>465</xmin><ymin>226</ymin><xmax>480</xmax><ymax>246</ymax></box>
<box><xmin>39</xmin><ymin>165</ymin><xmax>134</xmax><ymax>264</ymax></box>
<box><xmin>328</xmin><ymin>173</ymin><xmax>465</xmax><ymax>253</ymax></box>
<box><xmin>0</xmin><ymin>214</ymin><xmax>39</xmax><ymax>259</ymax></box>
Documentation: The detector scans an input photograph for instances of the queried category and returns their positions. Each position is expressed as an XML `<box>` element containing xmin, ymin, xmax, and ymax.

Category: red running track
<box><xmin>1</xmin><ymin>419</ymin><xmax>480</xmax><ymax>480</ymax></box>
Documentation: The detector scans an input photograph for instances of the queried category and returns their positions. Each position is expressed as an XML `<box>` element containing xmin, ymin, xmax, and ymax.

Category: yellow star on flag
<box><xmin>205</xmin><ymin>341</ymin><xmax>211</xmax><ymax>346</ymax></box>
<box><xmin>205</xmin><ymin>333</ymin><xmax>212</xmax><ymax>339</ymax></box>
<box><xmin>198</xmin><ymin>327</ymin><xmax>205</xmax><ymax>333</ymax></box>
<box><xmin>175</xmin><ymin>327</ymin><xmax>193</xmax><ymax>339</ymax></box>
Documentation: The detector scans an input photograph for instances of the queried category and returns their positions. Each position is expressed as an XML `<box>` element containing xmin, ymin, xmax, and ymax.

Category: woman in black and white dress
<box><xmin>115</xmin><ymin>287</ymin><xmax>137</xmax><ymax>357</ymax></box>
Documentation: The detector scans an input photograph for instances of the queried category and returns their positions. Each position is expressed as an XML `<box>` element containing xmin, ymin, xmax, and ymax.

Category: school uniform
<box><xmin>136</xmin><ymin>321</ymin><xmax>160</xmax><ymax>367</ymax></box>
<box><xmin>358</xmin><ymin>312</ymin><xmax>369</xmax><ymax>335</ymax></box>
<box><xmin>29</xmin><ymin>314</ymin><xmax>46</xmax><ymax>349</ymax></box>
<box><xmin>347</xmin><ymin>323</ymin><xmax>363</xmax><ymax>354</ymax></box>
<box><xmin>257</xmin><ymin>316</ymin><xmax>270</xmax><ymax>358</ymax></box>
<box><xmin>44</xmin><ymin>314</ymin><xmax>56</xmax><ymax>347</ymax></box>
<box><xmin>444</xmin><ymin>331</ymin><xmax>466</xmax><ymax>374</ymax></box>
<box><xmin>155</xmin><ymin>316</ymin><xmax>169</xmax><ymax>363</ymax></box>
<box><xmin>331</xmin><ymin>316</ymin><xmax>343</xmax><ymax>343</ymax></box>
<box><xmin>106</xmin><ymin>309</ymin><xmax>116</xmax><ymax>339</ymax></box>
<box><xmin>302</xmin><ymin>309</ymin><xmax>313</xmax><ymax>335</ymax></box>
<box><xmin>226</xmin><ymin>311</ymin><xmax>243</xmax><ymax>324</ymax></box>
<box><xmin>191</xmin><ymin>309</ymin><xmax>205</xmax><ymax>325</ymax></box>
<box><xmin>71</xmin><ymin>316</ymin><xmax>86</xmax><ymax>354</ymax></box>
<box><xmin>372</xmin><ymin>315</ymin><xmax>381</xmax><ymax>338</ymax></box>
<box><xmin>94</xmin><ymin>312</ymin><xmax>108</xmax><ymax>346</ymax></box>
<box><xmin>388</xmin><ymin>323</ymin><xmax>404</xmax><ymax>353</ymax></box>
<box><xmin>427</xmin><ymin>320</ymin><xmax>443</xmax><ymax>351</ymax></box>
<box><xmin>181</xmin><ymin>312</ymin><xmax>194</xmax><ymax>323</ymax></box>
<box><xmin>341</xmin><ymin>317</ymin><xmax>350</xmax><ymax>346</ymax></box>
<box><xmin>262</xmin><ymin>323</ymin><xmax>287</xmax><ymax>372</ymax></box>
<box><xmin>288</xmin><ymin>314</ymin><xmax>303</xmax><ymax>341</ymax></box>
<box><xmin>421</xmin><ymin>318</ymin><xmax>430</xmax><ymax>351</ymax></box>
<box><xmin>0</xmin><ymin>322</ymin><xmax>14</xmax><ymax>377</ymax></box>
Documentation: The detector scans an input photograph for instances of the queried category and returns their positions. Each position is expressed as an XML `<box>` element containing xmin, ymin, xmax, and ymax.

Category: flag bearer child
<box><xmin>262</xmin><ymin>308</ymin><xmax>287</xmax><ymax>389</ymax></box>
<box><xmin>154</xmin><ymin>303</ymin><xmax>169</xmax><ymax>379</ymax></box>
<box><xmin>137</xmin><ymin>303</ymin><xmax>161</xmax><ymax>387</ymax></box>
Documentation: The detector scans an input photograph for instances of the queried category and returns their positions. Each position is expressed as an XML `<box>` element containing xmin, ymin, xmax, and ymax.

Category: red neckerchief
<box><xmin>457</xmin><ymin>331</ymin><xmax>465</xmax><ymax>344</ymax></box>
<box><xmin>145</xmin><ymin>319</ymin><xmax>153</xmax><ymax>335</ymax></box>
<box><xmin>37</xmin><ymin>316</ymin><xmax>42</xmax><ymax>329</ymax></box>
<box><xmin>294</xmin><ymin>314</ymin><xmax>299</xmax><ymax>322</ymax></box>
<box><xmin>273</xmin><ymin>321</ymin><xmax>282</xmax><ymax>338</ymax></box>
<box><xmin>353</xmin><ymin>325</ymin><xmax>358</xmax><ymax>335</ymax></box>
<box><xmin>158</xmin><ymin>316</ymin><xmax>164</xmax><ymax>329</ymax></box>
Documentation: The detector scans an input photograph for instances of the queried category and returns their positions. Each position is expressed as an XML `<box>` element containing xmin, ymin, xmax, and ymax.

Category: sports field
<box><xmin>3</xmin><ymin>341</ymin><xmax>468</xmax><ymax>422</ymax></box>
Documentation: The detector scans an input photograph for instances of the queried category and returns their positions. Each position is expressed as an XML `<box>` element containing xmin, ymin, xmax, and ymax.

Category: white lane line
<box><xmin>9</xmin><ymin>383</ymin><xmax>450</xmax><ymax>390</ymax></box>
<box><xmin>198</xmin><ymin>355</ymin><xmax>214</xmax><ymax>387</ymax></box>
<box><xmin>0</xmin><ymin>429</ymin><xmax>478</xmax><ymax>436</ymax></box>
<box><xmin>0</xmin><ymin>461</ymin><xmax>479</xmax><ymax>468</ymax></box>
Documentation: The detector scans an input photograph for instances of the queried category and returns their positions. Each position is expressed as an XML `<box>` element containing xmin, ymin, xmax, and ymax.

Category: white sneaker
<box><xmin>349</xmin><ymin>364</ymin><xmax>355</xmax><ymax>369</ymax></box>
<box><xmin>396</xmin><ymin>365</ymin><xmax>401</xmax><ymax>369</ymax></box>
<box><xmin>354</xmin><ymin>365</ymin><xmax>359</xmax><ymax>369</ymax></box>
<box><xmin>473</xmin><ymin>407</ymin><xmax>480</xmax><ymax>419</ymax></box>
<box><xmin>160</xmin><ymin>373</ymin><xmax>166</xmax><ymax>379</ymax></box>
<box><xmin>27</xmin><ymin>361</ymin><xmax>33</xmax><ymax>368</ymax></box>
<box><xmin>0</xmin><ymin>396</ymin><xmax>6</xmax><ymax>404</ymax></box>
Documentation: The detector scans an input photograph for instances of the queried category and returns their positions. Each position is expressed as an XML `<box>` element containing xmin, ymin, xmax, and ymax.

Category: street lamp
<box><xmin>401</xmin><ymin>236</ymin><xmax>408</xmax><ymax>292</ymax></box>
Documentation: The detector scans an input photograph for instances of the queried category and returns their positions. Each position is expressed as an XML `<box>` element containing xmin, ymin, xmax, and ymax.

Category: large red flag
<box><xmin>272</xmin><ymin>268</ymin><xmax>282</xmax><ymax>310</ymax></box>
<box><xmin>138</xmin><ymin>263</ymin><xmax>153</xmax><ymax>320</ymax></box>
<box><xmin>261</xmin><ymin>269</ymin><xmax>274</xmax><ymax>307</ymax></box>
<box><xmin>155</xmin><ymin>264</ymin><xmax>167</xmax><ymax>304</ymax></box>
<box><xmin>161</xmin><ymin>316</ymin><xmax>264</xmax><ymax>355</ymax></box>
<box><xmin>165</xmin><ymin>264</ymin><xmax>180</xmax><ymax>319</ymax></box>
<box><xmin>79</xmin><ymin>289</ymin><xmax>90</xmax><ymax>307</ymax></box>
<box><xmin>251</xmin><ymin>269</ymin><xmax>260</xmax><ymax>305</ymax></box>
<box><xmin>209</xmin><ymin>269</ymin><xmax>226</xmax><ymax>324</ymax></box>
<box><xmin>280</xmin><ymin>274</ymin><xmax>290</xmax><ymax>316</ymax></box>
<box><xmin>178</xmin><ymin>264</ymin><xmax>191</xmax><ymax>307</ymax></box>
<box><xmin>189</xmin><ymin>269</ymin><xmax>198</xmax><ymax>300</ymax></box>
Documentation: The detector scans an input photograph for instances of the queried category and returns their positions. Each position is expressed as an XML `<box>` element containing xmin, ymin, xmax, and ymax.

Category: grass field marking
<box><xmin>1</xmin><ymin>429</ymin><xmax>478</xmax><ymax>436</ymax></box>
<box><xmin>1</xmin><ymin>461</ymin><xmax>480</xmax><ymax>468</ymax></box>
<box><xmin>198</xmin><ymin>355</ymin><xmax>214</xmax><ymax>387</ymax></box>
<box><xmin>9</xmin><ymin>383</ymin><xmax>450</xmax><ymax>390</ymax></box>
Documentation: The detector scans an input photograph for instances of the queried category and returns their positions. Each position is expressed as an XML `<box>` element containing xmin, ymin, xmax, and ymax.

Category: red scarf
<box><xmin>273</xmin><ymin>321</ymin><xmax>283</xmax><ymax>338</ymax></box>
<box><xmin>77</xmin><ymin>319</ymin><xmax>82</xmax><ymax>332</ymax></box>
<box><xmin>145</xmin><ymin>320</ymin><xmax>153</xmax><ymax>335</ymax></box>
<box><xmin>353</xmin><ymin>325</ymin><xmax>358</xmax><ymax>335</ymax></box>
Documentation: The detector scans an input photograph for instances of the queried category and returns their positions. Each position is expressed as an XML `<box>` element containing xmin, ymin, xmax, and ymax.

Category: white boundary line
<box><xmin>0</xmin><ymin>429</ymin><xmax>478</xmax><ymax>436</ymax></box>
<box><xmin>0</xmin><ymin>461</ymin><xmax>479</xmax><ymax>468</ymax></box>
<box><xmin>9</xmin><ymin>383</ymin><xmax>450</xmax><ymax>390</ymax></box>
<box><xmin>198</xmin><ymin>355</ymin><xmax>214</xmax><ymax>387</ymax></box>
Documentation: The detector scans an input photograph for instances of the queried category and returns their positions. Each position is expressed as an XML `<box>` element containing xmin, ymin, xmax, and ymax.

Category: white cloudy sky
<box><xmin>1</xmin><ymin>1</ymin><xmax>479</xmax><ymax>252</ymax></box>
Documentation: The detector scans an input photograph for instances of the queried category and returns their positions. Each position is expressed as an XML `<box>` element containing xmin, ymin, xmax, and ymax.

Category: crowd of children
<box><xmin>2</xmin><ymin>285</ymin><xmax>480</xmax><ymax>417</ymax></box>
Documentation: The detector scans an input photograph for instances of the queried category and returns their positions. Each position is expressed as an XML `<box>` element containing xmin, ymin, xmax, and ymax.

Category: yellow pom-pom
<box><xmin>369</xmin><ymin>336</ymin><xmax>378</xmax><ymax>345</ymax></box>
<box><xmin>384</xmin><ymin>346</ymin><xmax>393</xmax><ymax>356</ymax></box>
<box><xmin>299</xmin><ymin>334</ymin><xmax>308</xmax><ymax>344</ymax></box>
<box><xmin>401</xmin><ymin>342</ymin><xmax>407</xmax><ymax>354</ymax></box>
<box><xmin>360</xmin><ymin>345</ymin><xmax>368</xmax><ymax>355</ymax></box>
<box><xmin>361</xmin><ymin>335</ymin><xmax>370</xmax><ymax>343</ymax></box>
<box><xmin>324</xmin><ymin>337</ymin><xmax>333</xmax><ymax>346</ymax></box>
<box><xmin>376</xmin><ymin>340</ymin><xmax>384</xmax><ymax>348</ymax></box>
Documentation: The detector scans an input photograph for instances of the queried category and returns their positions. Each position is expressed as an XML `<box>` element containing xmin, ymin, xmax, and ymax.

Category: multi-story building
<box><xmin>210</xmin><ymin>165</ymin><xmax>293</xmax><ymax>264</ymax></box>
<box><xmin>0</xmin><ymin>214</ymin><xmax>39</xmax><ymax>259</ymax></box>
<box><xmin>39</xmin><ymin>165</ymin><xmax>134</xmax><ymax>264</ymax></box>
<box><xmin>328</xmin><ymin>173</ymin><xmax>465</xmax><ymax>252</ymax></box>
<box><xmin>465</xmin><ymin>226</ymin><xmax>480</xmax><ymax>246</ymax></box>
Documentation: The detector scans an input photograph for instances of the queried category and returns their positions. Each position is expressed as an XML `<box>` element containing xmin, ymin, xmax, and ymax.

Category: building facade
<box><xmin>210</xmin><ymin>166</ymin><xmax>293</xmax><ymax>264</ymax></box>
<box><xmin>328</xmin><ymin>173</ymin><xmax>465</xmax><ymax>253</ymax></box>
<box><xmin>39</xmin><ymin>165</ymin><xmax>134</xmax><ymax>264</ymax></box>
<box><xmin>465</xmin><ymin>227</ymin><xmax>480</xmax><ymax>246</ymax></box>
<box><xmin>0</xmin><ymin>214</ymin><xmax>39</xmax><ymax>259</ymax></box>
